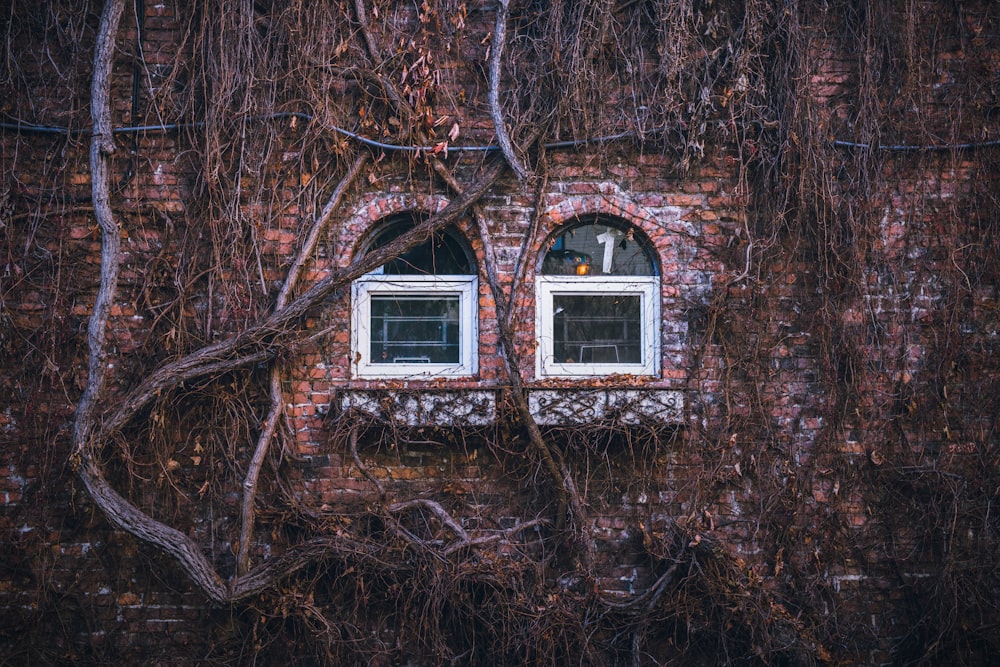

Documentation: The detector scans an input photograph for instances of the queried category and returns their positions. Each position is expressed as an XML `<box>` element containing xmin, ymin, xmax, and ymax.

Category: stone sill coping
<box><xmin>340</xmin><ymin>388</ymin><xmax>683</xmax><ymax>427</ymax></box>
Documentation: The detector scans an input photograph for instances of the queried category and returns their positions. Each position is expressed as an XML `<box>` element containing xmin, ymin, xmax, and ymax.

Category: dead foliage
<box><xmin>2</xmin><ymin>0</ymin><xmax>999</xmax><ymax>664</ymax></box>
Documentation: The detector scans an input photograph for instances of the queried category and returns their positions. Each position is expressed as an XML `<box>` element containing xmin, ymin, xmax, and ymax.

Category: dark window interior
<box><xmin>552</xmin><ymin>294</ymin><xmax>643</xmax><ymax>364</ymax></box>
<box><xmin>370</xmin><ymin>295</ymin><xmax>461</xmax><ymax>364</ymax></box>
<box><xmin>366</xmin><ymin>217</ymin><xmax>473</xmax><ymax>275</ymax></box>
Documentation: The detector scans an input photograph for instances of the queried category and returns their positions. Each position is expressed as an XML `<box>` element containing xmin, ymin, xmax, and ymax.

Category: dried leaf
<box><xmin>117</xmin><ymin>592</ymin><xmax>140</xmax><ymax>606</ymax></box>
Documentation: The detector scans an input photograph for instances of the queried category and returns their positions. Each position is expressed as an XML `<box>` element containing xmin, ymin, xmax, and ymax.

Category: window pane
<box><xmin>542</xmin><ymin>223</ymin><xmax>655</xmax><ymax>276</ymax></box>
<box><xmin>367</xmin><ymin>219</ymin><xmax>472</xmax><ymax>275</ymax></box>
<box><xmin>552</xmin><ymin>295</ymin><xmax>642</xmax><ymax>364</ymax></box>
<box><xmin>370</xmin><ymin>295</ymin><xmax>461</xmax><ymax>364</ymax></box>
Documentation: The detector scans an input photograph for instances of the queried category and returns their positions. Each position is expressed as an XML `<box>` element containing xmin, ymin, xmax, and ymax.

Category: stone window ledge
<box><xmin>340</xmin><ymin>389</ymin><xmax>683</xmax><ymax>427</ymax></box>
<box><xmin>527</xmin><ymin>389</ymin><xmax>682</xmax><ymax>425</ymax></box>
<box><xmin>341</xmin><ymin>390</ymin><xmax>497</xmax><ymax>427</ymax></box>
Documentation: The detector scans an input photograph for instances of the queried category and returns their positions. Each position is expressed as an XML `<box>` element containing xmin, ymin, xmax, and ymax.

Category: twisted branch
<box><xmin>72</xmin><ymin>0</ymin><xmax>127</xmax><ymax>460</ymax></box>
<box><xmin>73</xmin><ymin>2</ymin><xmax>505</xmax><ymax>594</ymax></box>
<box><xmin>488</xmin><ymin>0</ymin><xmax>529</xmax><ymax>180</ymax></box>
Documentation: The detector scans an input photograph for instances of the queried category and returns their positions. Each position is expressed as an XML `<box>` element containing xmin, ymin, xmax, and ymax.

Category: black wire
<box><xmin>831</xmin><ymin>138</ymin><xmax>1000</xmax><ymax>152</ymax></box>
<box><xmin>4</xmin><ymin>115</ymin><xmax>996</xmax><ymax>153</ymax></box>
<box><xmin>0</xmin><ymin>114</ymin><xmax>638</xmax><ymax>153</ymax></box>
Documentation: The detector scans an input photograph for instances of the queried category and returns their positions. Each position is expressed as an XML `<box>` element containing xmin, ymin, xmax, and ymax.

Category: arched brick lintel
<box><xmin>335</xmin><ymin>194</ymin><xmax>452</xmax><ymax>268</ymax></box>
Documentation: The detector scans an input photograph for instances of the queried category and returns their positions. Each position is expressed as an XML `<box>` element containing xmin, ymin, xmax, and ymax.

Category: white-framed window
<box><xmin>536</xmin><ymin>219</ymin><xmax>660</xmax><ymax>377</ymax></box>
<box><xmin>352</xmin><ymin>275</ymin><xmax>478</xmax><ymax>378</ymax></box>
<box><xmin>351</xmin><ymin>217</ymin><xmax>478</xmax><ymax>379</ymax></box>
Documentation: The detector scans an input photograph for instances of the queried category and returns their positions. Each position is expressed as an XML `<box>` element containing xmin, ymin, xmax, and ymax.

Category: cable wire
<box><xmin>0</xmin><ymin>113</ymin><xmax>639</xmax><ymax>153</ymax></box>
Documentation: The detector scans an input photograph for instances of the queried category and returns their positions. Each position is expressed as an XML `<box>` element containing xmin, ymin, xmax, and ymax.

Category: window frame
<box><xmin>535</xmin><ymin>275</ymin><xmax>660</xmax><ymax>378</ymax></box>
<box><xmin>351</xmin><ymin>274</ymin><xmax>479</xmax><ymax>379</ymax></box>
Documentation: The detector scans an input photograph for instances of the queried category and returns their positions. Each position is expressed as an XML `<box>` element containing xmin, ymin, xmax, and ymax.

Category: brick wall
<box><xmin>2</xmin><ymin>0</ymin><xmax>999</xmax><ymax>663</ymax></box>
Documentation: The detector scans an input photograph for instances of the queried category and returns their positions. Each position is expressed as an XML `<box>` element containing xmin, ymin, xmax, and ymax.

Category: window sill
<box><xmin>339</xmin><ymin>388</ymin><xmax>683</xmax><ymax>427</ymax></box>
<box><xmin>341</xmin><ymin>389</ymin><xmax>497</xmax><ymax>426</ymax></box>
<box><xmin>527</xmin><ymin>388</ymin><xmax>683</xmax><ymax>425</ymax></box>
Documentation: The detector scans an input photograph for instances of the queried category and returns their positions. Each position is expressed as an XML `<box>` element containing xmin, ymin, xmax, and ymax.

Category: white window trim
<box><xmin>536</xmin><ymin>275</ymin><xmax>660</xmax><ymax>377</ymax></box>
<box><xmin>352</xmin><ymin>274</ymin><xmax>478</xmax><ymax>378</ymax></box>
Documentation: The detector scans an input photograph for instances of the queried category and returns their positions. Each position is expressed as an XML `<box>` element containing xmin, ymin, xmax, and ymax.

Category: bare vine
<box><xmin>238</xmin><ymin>154</ymin><xmax>367</xmax><ymax>575</ymax></box>
<box><xmin>488</xmin><ymin>0</ymin><xmax>529</xmax><ymax>180</ymax></box>
<box><xmin>3</xmin><ymin>0</ymin><xmax>999</xmax><ymax>663</ymax></box>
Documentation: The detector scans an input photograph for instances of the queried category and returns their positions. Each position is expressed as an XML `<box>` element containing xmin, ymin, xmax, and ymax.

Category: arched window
<box><xmin>351</xmin><ymin>215</ymin><xmax>478</xmax><ymax>378</ymax></box>
<box><xmin>536</xmin><ymin>218</ymin><xmax>660</xmax><ymax>377</ymax></box>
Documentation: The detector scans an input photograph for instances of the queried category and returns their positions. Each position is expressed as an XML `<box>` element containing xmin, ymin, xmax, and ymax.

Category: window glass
<box><xmin>536</xmin><ymin>218</ymin><xmax>660</xmax><ymax>377</ymax></box>
<box><xmin>542</xmin><ymin>222</ymin><xmax>656</xmax><ymax>277</ymax></box>
<box><xmin>366</xmin><ymin>218</ymin><xmax>472</xmax><ymax>275</ymax></box>
<box><xmin>552</xmin><ymin>294</ymin><xmax>642</xmax><ymax>364</ymax></box>
<box><xmin>370</xmin><ymin>295</ymin><xmax>461</xmax><ymax>364</ymax></box>
<box><xmin>352</xmin><ymin>215</ymin><xmax>478</xmax><ymax>378</ymax></box>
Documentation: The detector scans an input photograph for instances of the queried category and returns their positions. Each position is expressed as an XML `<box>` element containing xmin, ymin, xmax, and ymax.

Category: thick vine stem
<box><xmin>237</xmin><ymin>369</ymin><xmax>284</xmax><ymax>575</ymax></box>
<box><xmin>77</xmin><ymin>148</ymin><xmax>506</xmax><ymax>599</ymax></box>
<box><xmin>72</xmin><ymin>0</ymin><xmax>128</xmax><ymax>460</ymax></box>
<box><xmin>71</xmin><ymin>0</ymin><xmax>233</xmax><ymax>603</ymax></box>
<box><xmin>442</xmin><ymin>517</ymin><xmax>550</xmax><ymax>556</ymax></box>
<box><xmin>73</xmin><ymin>0</ymin><xmax>505</xmax><ymax>594</ymax></box>
<box><xmin>424</xmin><ymin>138</ymin><xmax>586</xmax><ymax>559</ymax></box>
<box><xmin>353</xmin><ymin>0</ymin><xmax>383</xmax><ymax>64</ymax></box>
<box><xmin>488</xmin><ymin>0</ymin><xmax>529</xmax><ymax>181</ymax></box>
<box><xmin>78</xmin><ymin>462</ymin><xmax>229</xmax><ymax>601</ymax></box>
<box><xmin>97</xmin><ymin>156</ymin><xmax>506</xmax><ymax>443</ymax></box>
<box><xmin>388</xmin><ymin>499</ymin><xmax>470</xmax><ymax>543</ymax></box>
<box><xmin>468</xmin><ymin>195</ymin><xmax>591</xmax><ymax>565</ymax></box>
<box><xmin>348</xmin><ymin>424</ymin><xmax>385</xmax><ymax>497</ymax></box>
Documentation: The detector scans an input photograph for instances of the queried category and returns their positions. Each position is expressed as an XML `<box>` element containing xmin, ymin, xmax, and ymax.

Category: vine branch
<box><xmin>237</xmin><ymin>154</ymin><xmax>367</xmax><ymax>575</ymax></box>
<box><xmin>72</xmin><ymin>0</ymin><xmax>127</xmax><ymax>460</ymax></box>
<box><xmin>488</xmin><ymin>0</ymin><xmax>529</xmax><ymax>181</ymax></box>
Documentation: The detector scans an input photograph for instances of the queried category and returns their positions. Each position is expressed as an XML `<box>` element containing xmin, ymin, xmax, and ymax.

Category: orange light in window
<box><xmin>575</xmin><ymin>263</ymin><xmax>590</xmax><ymax>275</ymax></box>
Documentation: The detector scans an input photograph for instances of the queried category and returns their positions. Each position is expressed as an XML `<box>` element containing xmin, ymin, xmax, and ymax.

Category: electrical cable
<box><xmin>6</xmin><ymin>115</ymin><xmax>996</xmax><ymax>153</ymax></box>
<box><xmin>0</xmin><ymin>113</ymin><xmax>639</xmax><ymax>153</ymax></box>
<box><xmin>831</xmin><ymin>138</ymin><xmax>1000</xmax><ymax>152</ymax></box>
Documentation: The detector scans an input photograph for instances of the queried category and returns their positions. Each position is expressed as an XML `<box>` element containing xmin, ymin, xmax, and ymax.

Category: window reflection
<box><xmin>536</xmin><ymin>217</ymin><xmax>660</xmax><ymax>377</ymax></box>
<box><xmin>542</xmin><ymin>222</ymin><xmax>655</xmax><ymax>277</ymax></box>
<box><xmin>552</xmin><ymin>295</ymin><xmax>642</xmax><ymax>364</ymax></box>
<box><xmin>370</xmin><ymin>295</ymin><xmax>461</xmax><ymax>364</ymax></box>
